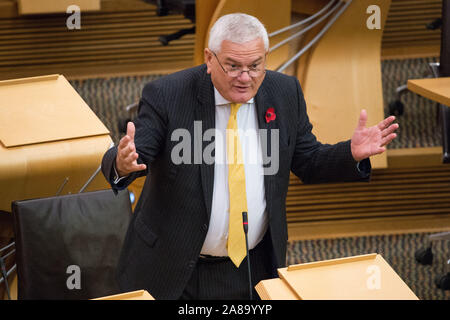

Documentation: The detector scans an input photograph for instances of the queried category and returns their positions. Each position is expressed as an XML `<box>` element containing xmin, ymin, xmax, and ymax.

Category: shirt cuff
<box><xmin>113</xmin><ymin>162</ymin><xmax>129</xmax><ymax>185</ymax></box>
<box><xmin>356</xmin><ymin>158</ymin><xmax>371</xmax><ymax>178</ymax></box>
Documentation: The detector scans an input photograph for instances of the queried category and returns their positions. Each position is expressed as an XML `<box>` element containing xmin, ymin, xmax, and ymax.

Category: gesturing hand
<box><xmin>115</xmin><ymin>122</ymin><xmax>147</xmax><ymax>177</ymax></box>
<box><xmin>351</xmin><ymin>109</ymin><xmax>399</xmax><ymax>162</ymax></box>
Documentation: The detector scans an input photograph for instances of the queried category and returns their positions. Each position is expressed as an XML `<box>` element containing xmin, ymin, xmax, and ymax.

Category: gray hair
<box><xmin>208</xmin><ymin>13</ymin><xmax>269</xmax><ymax>53</ymax></box>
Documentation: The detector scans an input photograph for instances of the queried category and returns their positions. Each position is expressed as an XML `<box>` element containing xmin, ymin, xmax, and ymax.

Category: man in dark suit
<box><xmin>101</xmin><ymin>13</ymin><xmax>398</xmax><ymax>300</ymax></box>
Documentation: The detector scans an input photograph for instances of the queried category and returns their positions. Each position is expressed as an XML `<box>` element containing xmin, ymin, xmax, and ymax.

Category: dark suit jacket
<box><xmin>101</xmin><ymin>64</ymin><xmax>371</xmax><ymax>299</ymax></box>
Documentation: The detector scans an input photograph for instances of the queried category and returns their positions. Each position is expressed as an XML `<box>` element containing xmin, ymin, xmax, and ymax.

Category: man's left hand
<box><xmin>351</xmin><ymin>109</ymin><xmax>399</xmax><ymax>162</ymax></box>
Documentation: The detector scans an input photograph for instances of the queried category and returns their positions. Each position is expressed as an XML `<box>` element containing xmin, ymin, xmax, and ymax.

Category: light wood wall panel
<box><xmin>298</xmin><ymin>0</ymin><xmax>391</xmax><ymax>169</ymax></box>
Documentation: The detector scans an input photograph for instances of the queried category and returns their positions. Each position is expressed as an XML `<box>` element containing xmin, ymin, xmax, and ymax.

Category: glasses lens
<box><xmin>228</xmin><ymin>70</ymin><xmax>241</xmax><ymax>77</ymax></box>
<box><xmin>228</xmin><ymin>69</ymin><xmax>262</xmax><ymax>77</ymax></box>
<box><xmin>248</xmin><ymin>70</ymin><xmax>261</xmax><ymax>77</ymax></box>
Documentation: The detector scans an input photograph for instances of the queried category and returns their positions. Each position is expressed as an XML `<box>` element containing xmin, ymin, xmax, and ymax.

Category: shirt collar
<box><xmin>214</xmin><ymin>87</ymin><xmax>254</xmax><ymax>106</ymax></box>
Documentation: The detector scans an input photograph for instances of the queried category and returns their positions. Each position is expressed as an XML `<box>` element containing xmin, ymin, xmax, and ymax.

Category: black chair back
<box><xmin>12</xmin><ymin>189</ymin><xmax>131</xmax><ymax>300</ymax></box>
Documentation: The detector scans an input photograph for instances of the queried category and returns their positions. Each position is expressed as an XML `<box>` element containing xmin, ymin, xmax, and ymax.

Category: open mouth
<box><xmin>234</xmin><ymin>85</ymin><xmax>250</xmax><ymax>93</ymax></box>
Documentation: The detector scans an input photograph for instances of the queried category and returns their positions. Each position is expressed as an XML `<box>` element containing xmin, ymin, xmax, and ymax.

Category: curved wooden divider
<box><xmin>297</xmin><ymin>0</ymin><xmax>391</xmax><ymax>169</ymax></box>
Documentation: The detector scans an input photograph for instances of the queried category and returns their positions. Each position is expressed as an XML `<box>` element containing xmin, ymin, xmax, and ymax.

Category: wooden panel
<box><xmin>0</xmin><ymin>0</ymin><xmax>158</xmax><ymax>18</ymax></box>
<box><xmin>0</xmin><ymin>74</ymin><xmax>109</xmax><ymax>147</ymax></box>
<box><xmin>386</xmin><ymin>146</ymin><xmax>442</xmax><ymax>167</ymax></box>
<box><xmin>407</xmin><ymin>77</ymin><xmax>450</xmax><ymax>107</ymax></box>
<box><xmin>100</xmin><ymin>0</ymin><xmax>156</xmax><ymax>12</ymax></box>
<box><xmin>381</xmin><ymin>45</ymin><xmax>440</xmax><ymax>60</ymax></box>
<box><xmin>0</xmin><ymin>0</ymin><xmax>19</xmax><ymax>19</ymax></box>
<box><xmin>0</xmin><ymin>135</ymin><xmax>113</xmax><ymax>212</ymax></box>
<box><xmin>194</xmin><ymin>0</ymin><xmax>221</xmax><ymax>66</ymax></box>
<box><xmin>92</xmin><ymin>290</ymin><xmax>154</xmax><ymax>300</ymax></box>
<box><xmin>278</xmin><ymin>254</ymin><xmax>418</xmax><ymax>300</ymax></box>
<box><xmin>298</xmin><ymin>0</ymin><xmax>390</xmax><ymax>169</ymax></box>
<box><xmin>289</xmin><ymin>214</ymin><xmax>450</xmax><ymax>240</ymax></box>
<box><xmin>291</xmin><ymin>0</ymin><xmax>330</xmax><ymax>16</ymax></box>
<box><xmin>18</xmin><ymin>0</ymin><xmax>100</xmax><ymax>15</ymax></box>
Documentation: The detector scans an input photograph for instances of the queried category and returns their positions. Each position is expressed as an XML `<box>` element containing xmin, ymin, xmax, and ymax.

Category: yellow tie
<box><xmin>226</xmin><ymin>103</ymin><xmax>248</xmax><ymax>268</ymax></box>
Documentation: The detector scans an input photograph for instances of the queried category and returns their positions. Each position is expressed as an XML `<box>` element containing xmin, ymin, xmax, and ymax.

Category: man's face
<box><xmin>205</xmin><ymin>38</ymin><xmax>267</xmax><ymax>103</ymax></box>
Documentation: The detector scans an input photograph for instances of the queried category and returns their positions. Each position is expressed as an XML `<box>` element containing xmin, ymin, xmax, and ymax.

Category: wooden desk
<box><xmin>407</xmin><ymin>77</ymin><xmax>450</xmax><ymax>107</ymax></box>
<box><xmin>408</xmin><ymin>77</ymin><xmax>450</xmax><ymax>164</ymax></box>
<box><xmin>0</xmin><ymin>74</ymin><xmax>112</xmax><ymax>212</ymax></box>
<box><xmin>256</xmin><ymin>253</ymin><xmax>418</xmax><ymax>300</ymax></box>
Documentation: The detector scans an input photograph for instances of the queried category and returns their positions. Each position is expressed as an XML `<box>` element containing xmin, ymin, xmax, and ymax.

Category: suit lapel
<box><xmin>195</xmin><ymin>70</ymin><xmax>216</xmax><ymax>219</ymax></box>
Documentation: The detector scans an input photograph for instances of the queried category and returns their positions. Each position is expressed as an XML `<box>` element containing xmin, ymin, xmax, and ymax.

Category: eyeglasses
<box><xmin>212</xmin><ymin>51</ymin><xmax>266</xmax><ymax>78</ymax></box>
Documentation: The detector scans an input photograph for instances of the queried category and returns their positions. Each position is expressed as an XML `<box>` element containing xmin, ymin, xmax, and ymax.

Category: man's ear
<box><xmin>204</xmin><ymin>48</ymin><xmax>213</xmax><ymax>74</ymax></box>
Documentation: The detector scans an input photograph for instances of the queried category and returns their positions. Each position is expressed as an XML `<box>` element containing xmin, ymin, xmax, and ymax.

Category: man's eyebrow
<box><xmin>224</xmin><ymin>57</ymin><xmax>264</xmax><ymax>64</ymax></box>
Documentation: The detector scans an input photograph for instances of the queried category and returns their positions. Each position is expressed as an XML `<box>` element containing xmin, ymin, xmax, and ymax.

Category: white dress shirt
<box><xmin>200</xmin><ymin>88</ymin><xmax>268</xmax><ymax>257</ymax></box>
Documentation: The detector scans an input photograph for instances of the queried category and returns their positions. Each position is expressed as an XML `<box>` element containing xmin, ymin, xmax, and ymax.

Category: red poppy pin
<box><xmin>265</xmin><ymin>107</ymin><xmax>276</xmax><ymax>123</ymax></box>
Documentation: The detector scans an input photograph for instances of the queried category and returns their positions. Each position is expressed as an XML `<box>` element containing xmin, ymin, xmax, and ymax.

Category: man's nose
<box><xmin>237</xmin><ymin>70</ymin><xmax>251</xmax><ymax>82</ymax></box>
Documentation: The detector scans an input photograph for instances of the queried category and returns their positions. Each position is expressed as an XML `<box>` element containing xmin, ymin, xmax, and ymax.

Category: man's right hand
<box><xmin>115</xmin><ymin>122</ymin><xmax>147</xmax><ymax>178</ymax></box>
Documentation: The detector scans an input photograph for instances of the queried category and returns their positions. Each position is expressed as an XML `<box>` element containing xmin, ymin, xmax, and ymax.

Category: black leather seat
<box><xmin>12</xmin><ymin>189</ymin><xmax>131</xmax><ymax>300</ymax></box>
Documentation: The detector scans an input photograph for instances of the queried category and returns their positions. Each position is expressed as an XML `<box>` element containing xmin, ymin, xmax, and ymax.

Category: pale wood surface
<box><xmin>286</xmin><ymin>253</ymin><xmax>378</xmax><ymax>271</ymax></box>
<box><xmin>92</xmin><ymin>289</ymin><xmax>154</xmax><ymax>300</ymax></box>
<box><xmin>0</xmin><ymin>74</ymin><xmax>112</xmax><ymax>211</ymax></box>
<box><xmin>194</xmin><ymin>0</ymin><xmax>221</xmax><ymax>66</ymax></box>
<box><xmin>0</xmin><ymin>134</ymin><xmax>112</xmax><ymax>212</ymax></box>
<box><xmin>18</xmin><ymin>0</ymin><xmax>100</xmax><ymax>14</ymax></box>
<box><xmin>255</xmin><ymin>278</ymin><xmax>298</xmax><ymax>300</ymax></box>
<box><xmin>407</xmin><ymin>77</ymin><xmax>450</xmax><ymax>107</ymax></box>
<box><xmin>288</xmin><ymin>213</ymin><xmax>450</xmax><ymax>241</ymax></box>
<box><xmin>278</xmin><ymin>254</ymin><xmax>418</xmax><ymax>300</ymax></box>
<box><xmin>291</xmin><ymin>0</ymin><xmax>329</xmax><ymax>16</ymax></box>
<box><xmin>298</xmin><ymin>0</ymin><xmax>391</xmax><ymax>169</ymax></box>
<box><xmin>0</xmin><ymin>75</ymin><xmax>109</xmax><ymax>147</ymax></box>
<box><xmin>381</xmin><ymin>45</ymin><xmax>440</xmax><ymax>60</ymax></box>
<box><xmin>386</xmin><ymin>146</ymin><xmax>442</xmax><ymax>168</ymax></box>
